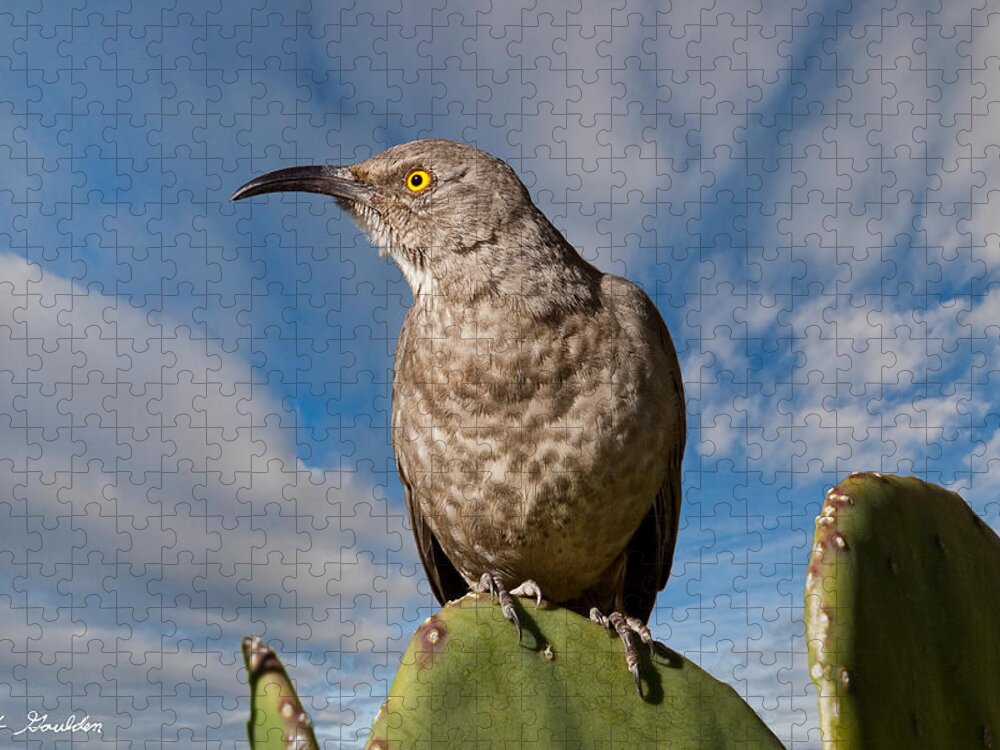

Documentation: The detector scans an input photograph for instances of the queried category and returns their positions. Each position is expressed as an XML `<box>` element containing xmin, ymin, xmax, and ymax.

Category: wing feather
<box><xmin>398</xmin><ymin>446</ymin><xmax>469</xmax><ymax>606</ymax></box>
<box><xmin>620</xmin><ymin>311</ymin><xmax>685</xmax><ymax>622</ymax></box>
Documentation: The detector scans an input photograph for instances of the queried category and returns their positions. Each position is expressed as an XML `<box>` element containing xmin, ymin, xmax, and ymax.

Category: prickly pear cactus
<box><xmin>806</xmin><ymin>473</ymin><xmax>1000</xmax><ymax>749</ymax></box>
<box><xmin>366</xmin><ymin>594</ymin><xmax>783</xmax><ymax>749</ymax></box>
<box><xmin>243</xmin><ymin>636</ymin><xmax>319</xmax><ymax>750</ymax></box>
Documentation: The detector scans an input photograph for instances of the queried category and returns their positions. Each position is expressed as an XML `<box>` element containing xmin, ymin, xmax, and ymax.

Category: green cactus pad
<box><xmin>366</xmin><ymin>594</ymin><xmax>782</xmax><ymax>749</ymax></box>
<box><xmin>805</xmin><ymin>473</ymin><xmax>1000</xmax><ymax>749</ymax></box>
<box><xmin>242</xmin><ymin>636</ymin><xmax>319</xmax><ymax>750</ymax></box>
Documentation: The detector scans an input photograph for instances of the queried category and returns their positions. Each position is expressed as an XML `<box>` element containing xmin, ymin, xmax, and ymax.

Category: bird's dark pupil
<box><xmin>411</xmin><ymin>174</ymin><xmax>423</xmax><ymax>187</ymax></box>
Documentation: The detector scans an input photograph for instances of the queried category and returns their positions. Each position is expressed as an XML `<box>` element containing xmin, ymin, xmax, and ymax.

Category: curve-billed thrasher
<box><xmin>232</xmin><ymin>140</ymin><xmax>686</xmax><ymax>694</ymax></box>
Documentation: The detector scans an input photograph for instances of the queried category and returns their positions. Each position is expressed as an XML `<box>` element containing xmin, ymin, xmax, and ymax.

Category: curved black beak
<box><xmin>229</xmin><ymin>165</ymin><xmax>375</xmax><ymax>204</ymax></box>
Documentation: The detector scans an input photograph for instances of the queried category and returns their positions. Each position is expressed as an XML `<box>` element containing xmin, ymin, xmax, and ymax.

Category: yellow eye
<box><xmin>405</xmin><ymin>169</ymin><xmax>432</xmax><ymax>193</ymax></box>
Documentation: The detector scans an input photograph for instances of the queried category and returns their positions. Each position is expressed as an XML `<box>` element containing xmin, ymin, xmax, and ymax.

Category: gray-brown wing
<box><xmin>398</xmin><ymin>457</ymin><xmax>469</xmax><ymax>606</ymax></box>
<box><xmin>620</xmin><ymin>314</ymin><xmax>686</xmax><ymax>623</ymax></box>
<box><xmin>393</xmin><ymin>310</ymin><xmax>469</xmax><ymax>606</ymax></box>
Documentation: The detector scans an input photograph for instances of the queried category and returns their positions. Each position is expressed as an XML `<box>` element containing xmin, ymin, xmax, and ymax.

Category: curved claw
<box><xmin>631</xmin><ymin>662</ymin><xmax>643</xmax><ymax>697</ymax></box>
<box><xmin>510</xmin><ymin>579</ymin><xmax>543</xmax><ymax>608</ymax></box>
<box><xmin>477</xmin><ymin>573</ymin><xmax>523</xmax><ymax>643</ymax></box>
<box><xmin>508</xmin><ymin>609</ymin><xmax>523</xmax><ymax>643</ymax></box>
<box><xmin>590</xmin><ymin>607</ymin><xmax>651</xmax><ymax>697</ymax></box>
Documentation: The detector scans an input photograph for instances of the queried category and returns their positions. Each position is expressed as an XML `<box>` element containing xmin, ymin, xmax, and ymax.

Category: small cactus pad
<box><xmin>243</xmin><ymin>636</ymin><xmax>319</xmax><ymax>750</ymax></box>
<box><xmin>366</xmin><ymin>595</ymin><xmax>783</xmax><ymax>749</ymax></box>
<box><xmin>806</xmin><ymin>473</ymin><xmax>1000</xmax><ymax>749</ymax></box>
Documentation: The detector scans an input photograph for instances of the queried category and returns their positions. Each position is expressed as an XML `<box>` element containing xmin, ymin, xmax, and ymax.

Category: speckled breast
<box><xmin>392</xmin><ymin>292</ymin><xmax>676</xmax><ymax>602</ymax></box>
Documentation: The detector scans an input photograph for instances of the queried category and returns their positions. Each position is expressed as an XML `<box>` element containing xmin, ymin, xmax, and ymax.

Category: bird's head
<box><xmin>231</xmin><ymin>139</ymin><xmax>549</xmax><ymax>295</ymax></box>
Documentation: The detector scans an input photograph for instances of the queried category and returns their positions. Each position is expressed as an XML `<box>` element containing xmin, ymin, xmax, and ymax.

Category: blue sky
<box><xmin>0</xmin><ymin>0</ymin><xmax>996</xmax><ymax>747</ymax></box>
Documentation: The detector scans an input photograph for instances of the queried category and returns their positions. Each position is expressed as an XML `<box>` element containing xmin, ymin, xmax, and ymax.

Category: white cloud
<box><xmin>0</xmin><ymin>254</ymin><xmax>424</xmax><ymax>744</ymax></box>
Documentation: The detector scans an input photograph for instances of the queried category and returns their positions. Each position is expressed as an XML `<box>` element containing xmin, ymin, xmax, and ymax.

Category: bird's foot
<box><xmin>475</xmin><ymin>574</ymin><xmax>543</xmax><ymax>643</ymax></box>
<box><xmin>590</xmin><ymin>608</ymin><xmax>655</xmax><ymax>696</ymax></box>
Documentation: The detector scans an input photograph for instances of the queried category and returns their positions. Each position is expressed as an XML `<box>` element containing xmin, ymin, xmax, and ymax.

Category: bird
<box><xmin>231</xmin><ymin>139</ymin><xmax>686</xmax><ymax>695</ymax></box>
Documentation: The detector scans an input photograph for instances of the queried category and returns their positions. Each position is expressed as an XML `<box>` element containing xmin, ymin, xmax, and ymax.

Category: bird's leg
<box><xmin>590</xmin><ymin>608</ymin><xmax>655</xmax><ymax>696</ymax></box>
<box><xmin>475</xmin><ymin>574</ymin><xmax>543</xmax><ymax>643</ymax></box>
